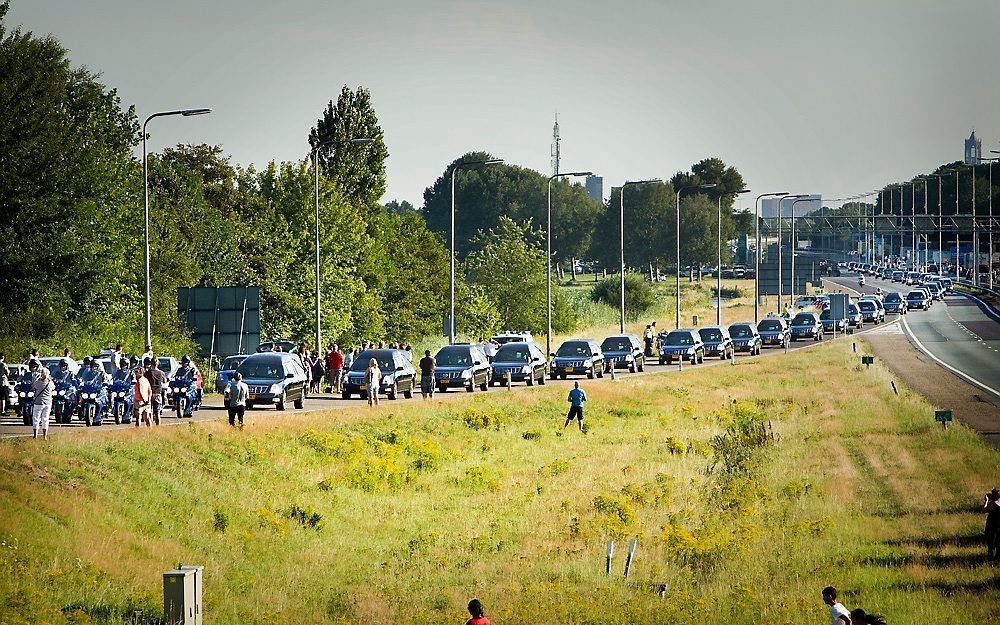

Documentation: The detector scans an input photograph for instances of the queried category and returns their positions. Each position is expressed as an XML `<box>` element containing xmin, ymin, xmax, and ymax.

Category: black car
<box><xmin>757</xmin><ymin>317</ymin><xmax>790</xmax><ymax>348</ymax></box>
<box><xmin>657</xmin><ymin>330</ymin><xmax>705</xmax><ymax>364</ymax></box>
<box><xmin>343</xmin><ymin>349</ymin><xmax>416</xmax><ymax>400</ymax></box>
<box><xmin>728</xmin><ymin>323</ymin><xmax>762</xmax><ymax>354</ymax></box>
<box><xmin>433</xmin><ymin>343</ymin><xmax>491</xmax><ymax>393</ymax></box>
<box><xmin>819</xmin><ymin>308</ymin><xmax>848</xmax><ymax>333</ymax></box>
<box><xmin>789</xmin><ymin>312</ymin><xmax>823</xmax><ymax>341</ymax></box>
<box><xmin>882</xmin><ymin>292</ymin><xmax>907</xmax><ymax>314</ymax></box>
<box><xmin>600</xmin><ymin>334</ymin><xmax>645</xmax><ymax>372</ymax></box>
<box><xmin>490</xmin><ymin>342</ymin><xmax>547</xmax><ymax>386</ymax></box>
<box><xmin>550</xmin><ymin>339</ymin><xmax>606</xmax><ymax>379</ymax></box>
<box><xmin>237</xmin><ymin>352</ymin><xmax>308</xmax><ymax>411</ymax></box>
<box><xmin>698</xmin><ymin>326</ymin><xmax>734</xmax><ymax>359</ymax></box>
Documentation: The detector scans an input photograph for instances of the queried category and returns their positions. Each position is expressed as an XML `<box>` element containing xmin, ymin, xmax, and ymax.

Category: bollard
<box><xmin>623</xmin><ymin>539</ymin><xmax>638</xmax><ymax>578</ymax></box>
<box><xmin>610</xmin><ymin>362</ymin><xmax>617</xmax><ymax>380</ymax></box>
<box><xmin>852</xmin><ymin>342</ymin><xmax>856</xmax><ymax>353</ymax></box>
<box><xmin>606</xmin><ymin>540</ymin><xmax>615</xmax><ymax>575</ymax></box>
<box><xmin>890</xmin><ymin>380</ymin><xmax>898</xmax><ymax>395</ymax></box>
<box><xmin>507</xmin><ymin>373</ymin><xmax>512</xmax><ymax>391</ymax></box>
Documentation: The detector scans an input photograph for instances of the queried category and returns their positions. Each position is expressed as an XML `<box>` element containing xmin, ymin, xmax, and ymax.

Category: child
<box><xmin>466</xmin><ymin>599</ymin><xmax>490</xmax><ymax>625</ymax></box>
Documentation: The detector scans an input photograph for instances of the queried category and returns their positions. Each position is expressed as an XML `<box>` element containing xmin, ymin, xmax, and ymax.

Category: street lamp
<box><xmin>546</xmin><ymin>170</ymin><xmax>593</xmax><ymax>357</ymax></box>
<box><xmin>753</xmin><ymin>192</ymin><xmax>788</xmax><ymax>323</ymax></box>
<box><xmin>449</xmin><ymin>158</ymin><xmax>503</xmax><ymax>343</ymax></box>
<box><xmin>982</xmin><ymin>154</ymin><xmax>998</xmax><ymax>289</ymax></box>
<box><xmin>775</xmin><ymin>194</ymin><xmax>809</xmax><ymax>312</ymax></box>
<box><xmin>790</xmin><ymin>196</ymin><xmax>813</xmax><ymax>309</ymax></box>
<box><xmin>311</xmin><ymin>137</ymin><xmax>372</xmax><ymax>352</ymax></box>
<box><xmin>717</xmin><ymin>189</ymin><xmax>750</xmax><ymax>325</ymax></box>
<box><xmin>675</xmin><ymin>183</ymin><xmax>717</xmax><ymax>328</ymax></box>
<box><xmin>617</xmin><ymin>179</ymin><xmax>661</xmax><ymax>333</ymax></box>
<box><xmin>142</xmin><ymin>108</ymin><xmax>211</xmax><ymax>350</ymax></box>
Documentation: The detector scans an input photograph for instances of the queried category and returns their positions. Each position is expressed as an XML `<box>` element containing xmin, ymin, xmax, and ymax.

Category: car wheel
<box><xmin>404</xmin><ymin>381</ymin><xmax>414</xmax><ymax>399</ymax></box>
<box><xmin>550</xmin><ymin>372</ymin><xmax>557</xmax><ymax>380</ymax></box>
<box><xmin>638</xmin><ymin>358</ymin><xmax>645</xmax><ymax>372</ymax></box>
<box><xmin>526</xmin><ymin>375</ymin><xmax>533</xmax><ymax>387</ymax></box>
<box><xmin>293</xmin><ymin>393</ymin><xmax>304</xmax><ymax>409</ymax></box>
<box><xmin>341</xmin><ymin>390</ymin><xmax>351</xmax><ymax>400</ymax></box>
<box><xmin>388</xmin><ymin>384</ymin><xmax>397</xmax><ymax>400</ymax></box>
<box><xmin>659</xmin><ymin>357</ymin><xmax>666</xmax><ymax>365</ymax></box>
<box><xmin>466</xmin><ymin>380</ymin><xmax>474</xmax><ymax>393</ymax></box>
<box><xmin>246</xmin><ymin>401</ymin><xmax>254</xmax><ymax>411</ymax></box>
<box><xmin>538</xmin><ymin>372</ymin><xmax>546</xmax><ymax>385</ymax></box>
<box><xmin>588</xmin><ymin>366</ymin><xmax>595</xmax><ymax>379</ymax></box>
<box><xmin>698</xmin><ymin>352</ymin><xmax>705</xmax><ymax>364</ymax></box>
<box><xmin>276</xmin><ymin>392</ymin><xmax>286</xmax><ymax>411</ymax></box>
<box><xmin>480</xmin><ymin>379</ymin><xmax>488</xmax><ymax>392</ymax></box>
<box><xmin>597</xmin><ymin>365</ymin><xmax>604</xmax><ymax>378</ymax></box>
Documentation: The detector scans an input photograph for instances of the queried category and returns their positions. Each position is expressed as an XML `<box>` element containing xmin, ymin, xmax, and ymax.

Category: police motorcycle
<box><xmin>858</xmin><ymin>275</ymin><xmax>866</xmax><ymax>287</ymax></box>
<box><xmin>107</xmin><ymin>357</ymin><xmax>136</xmax><ymax>425</ymax></box>
<box><xmin>51</xmin><ymin>358</ymin><xmax>79</xmax><ymax>425</ymax></box>
<box><xmin>15</xmin><ymin>360</ymin><xmax>40</xmax><ymax>426</ymax></box>
<box><xmin>77</xmin><ymin>357</ymin><xmax>111</xmax><ymax>427</ymax></box>
<box><xmin>169</xmin><ymin>355</ymin><xmax>201</xmax><ymax>419</ymax></box>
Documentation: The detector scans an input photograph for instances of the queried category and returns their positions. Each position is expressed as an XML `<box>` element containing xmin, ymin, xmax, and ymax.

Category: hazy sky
<box><xmin>10</xmin><ymin>0</ymin><xmax>1000</xmax><ymax>210</ymax></box>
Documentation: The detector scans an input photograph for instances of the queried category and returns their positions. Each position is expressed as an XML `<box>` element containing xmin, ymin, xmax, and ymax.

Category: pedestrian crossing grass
<box><xmin>0</xmin><ymin>340</ymin><xmax>996</xmax><ymax>624</ymax></box>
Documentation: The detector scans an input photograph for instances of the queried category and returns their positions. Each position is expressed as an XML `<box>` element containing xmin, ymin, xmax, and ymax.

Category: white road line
<box><xmin>900</xmin><ymin>315</ymin><xmax>1000</xmax><ymax>400</ymax></box>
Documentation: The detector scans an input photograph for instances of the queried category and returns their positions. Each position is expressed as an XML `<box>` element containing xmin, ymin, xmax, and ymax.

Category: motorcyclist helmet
<box><xmin>82</xmin><ymin>356</ymin><xmax>93</xmax><ymax>367</ymax></box>
<box><xmin>90</xmin><ymin>359</ymin><xmax>101</xmax><ymax>369</ymax></box>
<box><xmin>130</xmin><ymin>355</ymin><xmax>139</xmax><ymax>367</ymax></box>
<box><xmin>28</xmin><ymin>358</ymin><xmax>40</xmax><ymax>370</ymax></box>
<box><xmin>59</xmin><ymin>359</ymin><xmax>69</xmax><ymax>369</ymax></box>
<box><xmin>181</xmin><ymin>355</ymin><xmax>191</xmax><ymax>365</ymax></box>
<box><xmin>143</xmin><ymin>356</ymin><xmax>153</xmax><ymax>368</ymax></box>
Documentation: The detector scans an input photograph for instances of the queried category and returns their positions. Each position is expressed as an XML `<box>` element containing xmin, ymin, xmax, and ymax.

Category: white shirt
<box><xmin>829</xmin><ymin>602</ymin><xmax>850</xmax><ymax>625</ymax></box>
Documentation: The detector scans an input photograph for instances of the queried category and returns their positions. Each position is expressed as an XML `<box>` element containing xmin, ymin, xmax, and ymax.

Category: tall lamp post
<box><xmin>717</xmin><ymin>189</ymin><xmax>751</xmax><ymax>324</ymax></box>
<box><xmin>449</xmin><ymin>158</ymin><xmax>503</xmax><ymax>343</ymax></box>
<box><xmin>546</xmin><ymin>170</ymin><xmax>593</xmax><ymax>357</ymax></box>
<box><xmin>790</xmin><ymin>197</ymin><xmax>813</xmax><ymax>308</ymax></box>
<box><xmin>989</xmin><ymin>150</ymin><xmax>1000</xmax><ymax>289</ymax></box>
<box><xmin>311</xmin><ymin>137</ymin><xmax>372</xmax><ymax>352</ymax></box>
<box><xmin>775</xmin><ymin>195</ymin><xmax>809</xmax><ymax>312</ymax></box>
<box><xmin>617</xmin><ymin>179</ymin><xmax>661</xmax><ymax>332</ymax></box>
<box><xmin>142</xmin><ymin>108</ymin><xmax>212</xmax><ymax>350</ymax></box>
<box><xmin>753</xmin><ymin>192</ymin><xmax>788</xmax><ymax>323</ymax></box>
<box><xmin>675</xmin><ymin>183</ymin><xmax>717</xmax><ymax>328</ymax></box>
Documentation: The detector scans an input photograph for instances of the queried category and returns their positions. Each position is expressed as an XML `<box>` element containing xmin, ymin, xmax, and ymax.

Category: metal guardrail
<box><xmin>953</xmin><ymin>278</ymin><xmax>1000</xmax><ymax>299</ymax></box>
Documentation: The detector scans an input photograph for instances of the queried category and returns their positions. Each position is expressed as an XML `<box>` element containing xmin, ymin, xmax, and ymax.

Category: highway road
<box><xmin>827</xmin><ymin>273</ymin><xmax>1000</xmax><ymax>401</ymax></box>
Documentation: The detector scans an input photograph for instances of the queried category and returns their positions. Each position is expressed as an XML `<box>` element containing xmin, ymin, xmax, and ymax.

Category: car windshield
<box><xmin>237</xmin><ymin>359</ymin><xmax>284</xmax><ymax>380</ymax></box>
<box><xmin>699</xmin><ymin>329</ymin><xmax>723</xmax><ymax>342</ymax></box>
<box><xmin>158</xmin><ymin>357</ymin><xmax>173</xmax><ymax>373</ymax></box>
<box><xmin>858</xmin><ymin>301</ymin><xmax>875</xmax><ymax>311</ymax></box>
<box><xmin>758</xmin><ymin>320</ymin><xmax>782</xmax><ymax>331</ymax></box>
<box><xmin>664</xmin><ymin>332</ymin><xmax>693</xmax><ymax>346</ymax></box>
<box><xmin>884</xmin><ymin>293</ymin><xmax>902</xmax><ymax>302</ymax></box>
<box><xmin>791</xmin><ymin>314</ymin><xmax>814</xmax><ymax>325</ymax></box>
<box><xmin>495</xmin><ymin>345</ymin><xmax>531</xmax><ymax>363</ymax></box>
<box><xmin>435</xmin><ymin>347</ymin><xmax>473</xmax><ymax>367</ymax></box>
<box><xmin>221</xmin><ymin>356</ymin><xmax>246</xmax><ymax>370</ymax></box>
<box><xmin>601</xmin><ymin>337</ymin><xmax>631</xmax><ymax>352</ymax></box>
<box><xmin>493</xmin><ymin>336</ymin><xmax>527</xmax><ymax>345</ymax></box>
<box><xmin>848</xmin><ymin>305</ymin><xmax>859</xmax><ymax>314</ymax></box>
<box><xmin>350</xmin><ymin>351</ymin><xmax>395</xmax><ymax>372</ymax></box>
<box><xmin>557</xmin><ymin>342</ymin><xmax>592</xmax><ymax>357</ymax></box>
<box><xmin>907</xmin><ymin>291</ymin><xmax>923</xmax><ymax>299</ymax></box>
<box><xmin>729</xmin><ymin>325</ymin><xmax>753</xmax><ymax>338</ymax></box>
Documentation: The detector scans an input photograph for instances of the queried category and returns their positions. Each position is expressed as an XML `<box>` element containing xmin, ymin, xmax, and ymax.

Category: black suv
<box><xmin>600</xmin><ymin>334</ymin><xmax>645</xmax><ymax>372</ymax></box>
<box><xmin>490</xmin><ymin>342</ymin><xmax>547</xmax><ymax>386</ymax></box>
<box><xmin>433</xmin><ymin>343</ymin><xmax>491</xmax><ymax>392</ymax></box>
<box><xmin>238</xmin><ymin>352</ymin><xmax>308</xmax><ymax>411</ymax></box>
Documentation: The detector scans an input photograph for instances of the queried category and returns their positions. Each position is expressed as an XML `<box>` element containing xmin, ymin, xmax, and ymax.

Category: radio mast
<box><xmin>551</xmin><ymin>112</ymin><xmax>560</xmax><ymax>176</ymax></box>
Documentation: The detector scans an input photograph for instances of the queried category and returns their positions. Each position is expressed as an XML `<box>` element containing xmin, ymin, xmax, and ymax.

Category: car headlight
<box><xmin>270</xmin><ymin>383</ymin><xmax>283</xmax><ymax>394</ymax></box>
<box><xmin>18</xmin><ymin>392</ymin><xmax>26</xmax><ymax>398</ymax></box>
<box><xmin>521</xmin><ymin>365</ymin><xmax>532</xmax><ymax>374</ymax></box>
<box><xmin>460</xmin><ymin>369</ymin><xmax>472</xmax><ymax>379</ymax></box>
<box><xmin>58</xmin><ymin>390</ymin><xmax>66</xmax><ymax>396</ymax></box>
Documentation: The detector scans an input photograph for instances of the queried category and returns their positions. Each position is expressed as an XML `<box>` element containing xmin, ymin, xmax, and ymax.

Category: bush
<box><xmin>590</xmin><ymin>274</ymin><xmax>655</xmax><ymax>321</ymax></box>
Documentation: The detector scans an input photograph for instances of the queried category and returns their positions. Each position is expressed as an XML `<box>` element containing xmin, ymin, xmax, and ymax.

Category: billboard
<box><xmin>177</xmin><ymin>286</ymin><xmax>261</xmax><ymax>358</ymax></box>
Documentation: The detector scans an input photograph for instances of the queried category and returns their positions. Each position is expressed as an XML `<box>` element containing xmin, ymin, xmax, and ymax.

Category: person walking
<box><xmin>224</xmin><ymin>371</ymin><xmax>249</xmax><ymax>427</ymax></box>
<box><xmin>144</xmin><ymin>359</ymin><xmax>167</xmax><ymax>426</ymax></box>
<box><xmin>419</xmin><ymin>349</ymin><xmax>435</xmax><ymax>399</ymax></box>
<box><xmin>365</xmin><ymin>357</ymin><xmax>381</xmax><ymax>407</ymax></box>
<box><xmin>326</xmin><ymin>345</ymin><xmax>344</xmax><ymax>394</ymax></box>
<box><xmin>133</xmin><ymin>365</ymin><xmax>152</xmax><ymax>427</ymax></box>
<box><xmin>822</xmin><ymin>587</ymin><xmax>851</xmax><ymax>625</ymax></box>
<box><xmin>31</xmin><ymin>366</ymin><xmax>53</xmax><ymax>440</ymax></box>
<box><xmin>984</xmin><ymin>488</ymin><xmax>1000</xmax><ymax>561</ymax></box>
<box><xmin>0</xmin><ymin>354</ymin><xmax>9</xmax><ymax>415</ymax></box>
<box><xmin>564</xmin><ymin>381</ymin><xmax>587</xmax><ymax>431</ymax></box>
<box><xmin>465</xmin><ymin>599</ymin><xmax>490</xmax><ymax>625</ymax></box>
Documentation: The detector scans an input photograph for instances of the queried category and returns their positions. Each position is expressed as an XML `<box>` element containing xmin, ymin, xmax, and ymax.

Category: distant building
<box><xmin>761</xmin><ymin>195</ymin><xmax>821</xmax><ymax>219</ymax></box>
<box><xmin>585</xmin><ymin>175</ymin><xmax>603</xmax><ymax>202</ymax></box>
<box><xmin>965</xmin><ymin>130</ymin><xmax>982</xmax><ymax>165</ymax></box>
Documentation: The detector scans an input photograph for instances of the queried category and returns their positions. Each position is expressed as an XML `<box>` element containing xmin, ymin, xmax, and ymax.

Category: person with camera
<box><xmin>984</xmin><ymin>488</ymin><xmax>1000</xmax><ymax>561</ymax></box>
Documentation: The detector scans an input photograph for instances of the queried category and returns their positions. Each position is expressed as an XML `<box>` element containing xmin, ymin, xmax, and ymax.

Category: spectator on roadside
<box><xmin>141</xmin><ymin>343</ymin><xmax>153</xmax><ymax>364</ymax></box>
<box><xmin>984</xmin><ymin>488</ymin><xmax>1000</xmax><ymax>561</ymax></box>
<box><xmin>326</xmin><ymin>345</ymin><xmax>344</xmax><ymax>393</ymax></box>
<box><xmin>643</xmin><ymin>324</ymin><xmax>654</xmax><ymax>356</ymax></box>
<box><xmin>466</xmin><ymin>599</ymin><xmax>490</xmax><ymax>625</ymax></box>
<box><xmin>404</xmin><ymin>344</ymin><xmax>413</xmax><ymax>360</ymax></box>
<box><xmin>365</xmin><ymin>358</ymin><xmax>381</xmax><ymax>407</ymax></box>
<box><xmin>378</xmin><ymin>341</ymin><xmax>385</xmax><ymax>349</ymax></box>
<box><xmin>225</xmin><ymin>371</ymin><xmax>249</xmax><ymax>427</ymax></box>
<box><xmin>112</xmin><ymin>343</ymin><xmax>125</xmax><ymax>366</ymax></box>
<box><xmin>822</xmin><ymin>587</ymin><xmax>851</xmax><ymax>625</ymax></box>
<box><xmin>564</xmin><ymin>381</ymin><xmax>586</xmax><ymax>431</ymax></box>
<box><xmin>144</xmin><ymin>359</ymin><xmax>168</xmax><ymax>426</ymax></box>
<box><xmin>849</xmin><ymin>609</ymin><xmax>885</xmax><ymax>625</ymax></box>
<box><xmin>24</xmin><ymin>348</ymin><xmax>39</xmax><ymax>366</ymax></box>
<box><xmin>344</xmin><ymin>348</ymin><xmax>355</xmax><ymax>372</ymax></box>
<box><xmin>0</xmin><ymin>354</ymin><xmax>9</xmax><ymax>415</ymax></box>
<box><xmin>31</xmin><ymin>366</ymin><xmax>53</xmax><ymax>440</ymax></box>
<box><xmin>484</xmin><ymin>338</ymin><xmax>498</xmax><ymax>363</ymax></box>
<box><xmin>133</xmin><ymin>365</ymin><xmax>152</xmax><ymax>428</ymax></box>
<box><xmin>419</xmin><ymin>350</ymin><xmax>435</xmax><ymax>399</ymax></box>
<box><xmin>62</xmin><ymin>347</ymin><xmax>75</xmax><ymax>370</ymax></box>
<box><xmin>310</xmin><ymin>351</ymin><xmax>324</xmax><ymax>393</ymax></box>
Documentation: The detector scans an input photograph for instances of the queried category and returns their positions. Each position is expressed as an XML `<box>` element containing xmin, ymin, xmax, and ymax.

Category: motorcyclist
<box><xmin>858</xmin><ymin>275</ymin><xmax>866</xmax><ymax>286</ymax></box>
<box><xmin>20</xmin><ymin>358</ymin><xmax>41</xmax><ymax>383</ymax></box>
<box><xmin>78</xmin><ymin>357</ymin><xmax>109</xmax><ymax>386</ymax></box>
<box><xmin>51</xmin><ymin>359</ymin><xmax>76</xmax><ymax>384</ymax></box>
<box><xmin>874</xmin><ymin>287</ymin><xmax>883</xmax><ymax>299</ymax></box>
<box><xmin>173</xmin><ymin>355</ymin><xmax>202</xmax><ymax>403</ymax></box>
<box><xmin>112</xmin><ymin>357</ymin><xmax>134</xmax><ymax>384</ymax></box>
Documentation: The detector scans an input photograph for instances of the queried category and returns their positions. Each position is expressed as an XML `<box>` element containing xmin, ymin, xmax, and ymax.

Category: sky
<box><xmin>9</xmin><ymin>0</ymin><xmax>1000</xmax><ymax>211</ymax></box>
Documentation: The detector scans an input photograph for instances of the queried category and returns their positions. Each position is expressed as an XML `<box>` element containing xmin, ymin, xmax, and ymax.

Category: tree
<box><xmin>587</xmin><ymin>182</ymin><xmax>676</xmax><ymax>270</ymax></box>
<box><xmin>384</xmin><ymin>199</ymin><xmax>417</xmax><ymax>215</ymax></box>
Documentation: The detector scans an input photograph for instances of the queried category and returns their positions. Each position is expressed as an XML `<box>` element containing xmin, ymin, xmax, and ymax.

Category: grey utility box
<box><xmin>163</xmin><ymin>566</ymin><xmax>203</xmax><ymax>625</ymax></box>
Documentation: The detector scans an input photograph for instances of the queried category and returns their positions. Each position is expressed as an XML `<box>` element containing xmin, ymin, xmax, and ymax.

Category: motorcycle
<box><xmin>858</xmin><ymin>276</ymin><xmax>866</xmax><ymax>287</ymax></box>
<box><xmin>108</xmin><ymin>379</ymin><xmax>134</xmax><ymax>425</ymax></box>
<box><xmin>77</xmin><ymin>380</ymin><xmax>109</xmax><ymax>427</ymax></box>
<box><xmin>14</xmin><ymin>380</ymin><xmax>34</xmax><ymax>426</ymax></box>
<box><xmin>169</xmin><ymin>378</ymin><xmax>200</xmax><ymax>419</ymax></box>
<box><xmin>51</xmin><ymin>379</ymin><xmax>78</xmax><ymax>424</ymax></box>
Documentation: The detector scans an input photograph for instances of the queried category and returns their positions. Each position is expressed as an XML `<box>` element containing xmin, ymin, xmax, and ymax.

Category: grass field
<box><xmin>1</xmin><ymin>339</ymin><xmax>997</xmax><ymax>624</ymax></box>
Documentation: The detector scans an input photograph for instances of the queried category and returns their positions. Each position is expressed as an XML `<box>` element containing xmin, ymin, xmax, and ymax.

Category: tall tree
<box><xmin>587</xmin><ymin>182</ymin><xmax>676</xmax><ymax>270</ymax></box>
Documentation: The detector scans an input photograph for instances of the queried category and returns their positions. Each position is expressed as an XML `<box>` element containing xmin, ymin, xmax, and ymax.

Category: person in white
<box><xmin>822</xmin><ymin>587</ymin><xmax>851</xmax><ymax>625</ymax></box>
<box><xmin>365</xmin><ymin>358</ymin><xmax>381</xmax><ymax>407</ymax></box>
<box><xmin>31</xmin><ymin>366</ymin><xmax>53</xmax><ymax>440</ymax></box>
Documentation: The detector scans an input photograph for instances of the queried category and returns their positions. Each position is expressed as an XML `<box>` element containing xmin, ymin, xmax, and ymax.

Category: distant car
<box><xmin>214</xmin><ymin>354</ymin><xmax>249</xmax><ymax>393</ymax></box>
<box><xmin>914</xmin><ymin>286</ymin><xmax>934</xmax><ymax>305</ymax></box>
<box><xmin>600</xmin><ymin>334</ymin><xmax>645</xmax><ymax>372</ymax></box>
<box><xmin>698</xmin><ymin>326</ymin><xmax>735</xmax><ymax>359</ymax></box>
<box><xmin>856</xmin><ymin>300</ymin><xmax>884</xmax><ymax>324</ymax></box>
<box><xmin>728</xmin><ymin>323</ymin><xmax>762</xmax><ymax>355</ymax></box>
<box><xmin>157</xmin><ymin>356</ymin><xmax>180</xmax><ymax>377</ymax></box>
<box><xmin>789</xmin><ymin>312</ymin><xmax>823</xmax><ymax>341</ymax></box>
<box><xmin>343</xmin><ymin>349</ymin><xmax>416</xmax><ymax>400</ymax></box>
<box><xmin>906</xmin><ymin>272</ymin><xmax>921</xmax><ymax>285</ymax></box>
<box><xmin>846</xmin><ymin>303</ymin><xmax>864</xmax><ymax>328</ymax></box>
<box><xmin>657</xmin><ymin>329</ymin><xmax>705</xmax><ymax>364</ymax></box>
<box><xmin>819</xmin><ymin>308</ymin><xmax>848</xmax><ymax>333</ymax></box>
<box><xmin>490</xmin><ymin>332</ymin><xmax>534</xmax><ymax>345</ymax></box>
<box><xmin>490</xmin><ymin>342</ymin><xmax>546</xmax><ymax>386</ymax></box>
<box><xmin>794</xmin><ymin>295</ymin><xmax>821</xmax><ymax>310</ymax></box>
<box><xmin>938</xmin><ymin>277</ymin><xmax>954</xmax><ymax>293</ymax></box>
<box><xmin>891</xmin><ymin>271</ymin><xmax>904</xmax><ymax>282</ymax></box>
<box><xmin>756</xmin><ymin>317</ymin><xmax>790</xmax><ymax>348</ymax></box>
<box><xmin>256</xmin><ymin>340</ymin><xmax>297</xmax><ymax>353</ymax></box>
<box><xmin>905</xmin><ymin>290</ymin><xmax>930</xmax><ymax>310</ymax></box>
<box><xmin>39</xmin><ymin>357</ymin><xmax>80</xmax><ymax>377</ymax></box>
<box><xmin>550</xmin><ymin>339</ymin><xmax>606</xmax><ymax>379</ymax></box>
<box><xmin>237</xmin><ymin>351</ymin><xmax>309</xmax><ymax>410</ymax></box>
<box><xmin>882</xmin><ymin>291</ymin><xmax>907</xmax><ymax>314</ymax></box>
<box><xmin>432</xmin><ymin>343</ymin><xmax>491</xmax><ymax>393</ymax></box>
<box><xmin>733</xmin><ymin>264</ymin><xmax>747</xmax><ymax>279</ymax></box>
<box><xmin>925</xmin><ymin>281</ymin><xmax>944</xmax><ymax>301</ymax></box>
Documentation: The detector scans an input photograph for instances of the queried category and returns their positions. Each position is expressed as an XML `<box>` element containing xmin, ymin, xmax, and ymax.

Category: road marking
<box><xmin>900</xmin><ymin>315</ymin><xmax>1000</xmax><ymax>400</ymax></box>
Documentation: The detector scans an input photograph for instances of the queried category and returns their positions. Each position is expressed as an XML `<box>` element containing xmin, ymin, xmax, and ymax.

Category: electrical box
<box><xmin>163</xmin><ymin>566</ymin><xmax>203</xmax><ymax>625</ymax></box>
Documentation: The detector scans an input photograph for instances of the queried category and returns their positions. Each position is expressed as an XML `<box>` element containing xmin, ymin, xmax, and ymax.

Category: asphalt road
<box><xmin>826</xmin><ymin>274</ymin><xmax>1000</xmax><ymax>401</ymax></box>
<box><xmin>0</xmin><ymin>310</ymin><xmax>887</xmax><ymax>439</ymax></box>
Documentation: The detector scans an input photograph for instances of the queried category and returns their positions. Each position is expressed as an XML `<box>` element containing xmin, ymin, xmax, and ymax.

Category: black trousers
<box><xmin>567</xmin><ymin>405</ymin><xmax>584</xmax><ymax>421</ymax></box>
<box><xmin>228</xmin><ymin>405</ymin><xmax>245</xmax><ymax>426</ymax></box>
<box><xmin>988</xmin><ymin>527</ymin><xmax>1000</xmax><ymax>561</ymax></box>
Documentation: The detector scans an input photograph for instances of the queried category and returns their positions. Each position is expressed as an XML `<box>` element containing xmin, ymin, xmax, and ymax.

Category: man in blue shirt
<box><xmin>564</xmin><ymin>381</ymin><xmax>587</xmax><ymax>431</ymax></box>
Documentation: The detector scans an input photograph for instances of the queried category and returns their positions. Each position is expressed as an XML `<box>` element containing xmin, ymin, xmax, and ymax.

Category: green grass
<box><xmin>0</xmin><ymin>340</ymin><xmax>997</xmax><ymax>624</ymax></box>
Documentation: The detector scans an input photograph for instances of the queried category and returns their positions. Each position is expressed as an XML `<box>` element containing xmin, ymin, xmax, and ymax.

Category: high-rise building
<box><xmin>964</xmin><ymin>130</ymin><xmax>982</xmax><ymax>165</ymax></box>
<box><xmin>585</xmin><ymin>176</ymin><xmax>603</xmax><ymax>202</ymax></box>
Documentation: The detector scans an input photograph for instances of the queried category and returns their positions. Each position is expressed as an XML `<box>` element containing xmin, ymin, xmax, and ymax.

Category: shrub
<box><xmin>460</xmin><ymin>408</ymin><xmax>507</xmax><ymax>431</ymax></box>
<box><xmin>592</xmin><ymin>494</ymin><xmax>636</xmax><ymax>538</ymax></box>
<box><xmin>590</xmin><ymin>274</ymin><xmax>655</xmax><ymax>321</ymax></box>
<box><xmin>457</xmin><ymin>465</ymin><xmax>500</xmax><ymax>492</ymax></box>
<box><xmin>212</xmin><ymin>508</ymin><xmax>229</xmax><ymax>533</ymax></box>
<box><xmin>287</xmin><ymin>505</ymin><xmax>323</xmax><ymax>530</ymax></box>
<box><xmin>522</xmin><ymin>430</ymin><xmax>542</xmax><ymax>441</ymax></box>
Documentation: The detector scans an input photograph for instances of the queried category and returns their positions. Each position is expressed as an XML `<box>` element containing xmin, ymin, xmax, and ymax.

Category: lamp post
<box><xmin>753</xmin><ymin>192</ymin><xmax>788</xmax><ymax>323</ymax></box>
<box><xmin>717</xmin><ymin>189</ymin><xmax>750</xmax><ymax>324</ymax></box>
<box><xmin>675</xmin><ymin>183</ymin><xmax>717</xmax><ymax>328</ymax></box>
<box><xmin>970</xmin><ymin>163</ymin><xmax>978</xmax><ymax>286</ymax></box>
<box><xmin>311</xmin><ymin>137</ymin><xmax>372</xmax><ymax>352</ymax></box>
<box><xmin>546</xmin><ymin>170</ymin><xmax>593</xmax><ymax>357</ymax></box>
<box><xmin>989</xmin><ymin>150</ymin><xmax>1000</xmax><ymax>289</ymax></box>
<box><xmin>775</xmin><ymin>194</ymin><xmax>809</xmax><ymax>313</ymax></box>
<box><xmin>617</xmin><ymin>179</ymin><xmax>661</xmax><ymax>333</ymax></box>
<box><xmin>790</xmin><ymin>197</ymin><xmax>813</xmax><ymax>308</ymax></box>
<box><xmin>142</xmin><ymin>107</ymin><xmax>211</xmax><ymax>350</ymax></box>
<box><xmin>449</xmin><ymin>158</ymin><xmax>503</xmax><ymax>343</ymax></box>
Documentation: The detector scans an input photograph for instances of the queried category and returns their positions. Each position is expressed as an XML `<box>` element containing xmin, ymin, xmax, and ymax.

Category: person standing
<box><xmin>141</xmin><ymin>343</ymin><xmax>154</xmax><ymax>364</ymax></box>
<box><xmin>564</xmin><ymin>381</ymin><xmax>587</xmax><ymax>431</ymax></box>
<box><xmin>224</xmin><ymin>371</ymin><xmax>249</xmax><ymax>427</ymax></box>
<box><xmin>31</xmin><ymin>366</ymin><xmax>53</xmax><ymax>440</ymax></box>
<box><xmin>984</xmin><ymin>488</ymin><xmax>1000</xmax><ymax>561</ymax></box>
<box><xmin>365</xmin><ymin>358</ymin><xmax>381</xmax><ymax>407</ymax></box>
<box><xmin>465</xmin><ymin>599</ymin><xmax>490</xmax><ymax>625</ymax></box>
<box><xmin>822</xmin><ymin>587</ymin><xmax>851</xmax><ymax>625</ymax></box>
<box><xmin>419</xmin><ymin>349</ymin><xmax>435</xmax><ymax>399</ymax></box>
<box><xmin>326</xmin><ymin>345</ymin><xmax>344</xmax><ymax>394</ymax></box>
<box><xmin>133</xmin><ymin>365</ymin><xmax>152</xmax><ymax>427</ymax></box>
<box><xmin>310</xmin><ymin>351</ymin><xmax>324</xmax><ymax>393</ymax></box>
<box><xmin>144</xmin><ymin>359</ymin><xmax>167</xmax><ymax>426</ymax></box>
<box><xmin>0</xmin><ymin>354</ymin><xmax>9</xmax><ymax>415</ymax></box>
<box><xmin>484</xmin><ymin>338</ymin><xmax>498</xmax><ymax>363</ymax></box>
<box><xmin>643</xmin><ymin>324</ymin><xmax>654</xmax><ymax>357</ymax></box>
